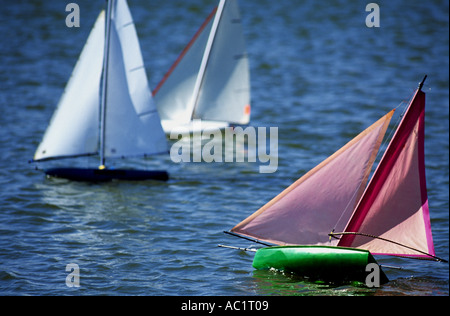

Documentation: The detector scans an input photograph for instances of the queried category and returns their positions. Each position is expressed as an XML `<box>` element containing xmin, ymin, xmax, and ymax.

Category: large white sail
<box><xmin>153</xmin><ymin>9</ymin><xmax>214</xmax><ymax>124</ymax></box>
<box><xmin>33</xmin><ymin>11</ymin><xmax>105</xmax><ymax>161</ymax></box>
<box><xmin>154</xmin><ymin>0</ymin><xmax>250</xmax><ymax>132</ymax></box>
<box><xmin>193</xmin><ymin>0</ymin><xmax>250</xmax><ymax>124</ymax></box>
<box><xmin>103</xmin><ymin>0</ymin><xmax>167</xmax><ymax>158</ymax></box>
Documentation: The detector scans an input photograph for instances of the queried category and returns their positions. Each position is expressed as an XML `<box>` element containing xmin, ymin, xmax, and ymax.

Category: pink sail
<box><xmin>338</xmin><ymin>88</ymin><xmax>435</xmax><ymax>259</ymax></box>
<box><xmin>231</xmin><ymin>110</ymin><xmax>394</xmax><ymax>246</ymax></box>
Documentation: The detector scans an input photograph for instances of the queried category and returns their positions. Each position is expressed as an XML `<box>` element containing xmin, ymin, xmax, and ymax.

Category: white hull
<box><xmin>162</xmin><ymin>119</ymin><xmax>229</xmax><ymax>135</ymax></box>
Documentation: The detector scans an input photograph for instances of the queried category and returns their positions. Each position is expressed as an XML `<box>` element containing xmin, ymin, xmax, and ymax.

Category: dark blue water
<box><xmin>0</xmin><ymin>0</ymin><xmax>448</xmax><ymax>296</ymax></box>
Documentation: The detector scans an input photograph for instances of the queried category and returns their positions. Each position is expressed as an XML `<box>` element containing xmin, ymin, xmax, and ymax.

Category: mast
<box><xmin>99</xmin><ymin>0</ymin><xmax>114</xmax><ymax>168</ymax></box>
<box><xmin>418</xmin><ymin>75</ymin><xmax>427</xmax><ymax>91</ymax></box>
<box><xmin>187</xmin><ymin>0</ymin><xmax>226</xmax><ymax>121</ymax></box>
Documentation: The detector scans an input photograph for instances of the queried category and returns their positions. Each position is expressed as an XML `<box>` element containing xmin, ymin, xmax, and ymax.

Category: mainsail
<box><xmin>231</xmin><ymin>110</ymin><xmax>394</xmax><ymax>246</ymax></box>
<box><xmin>337</xmin><ymin>83</ymin><xmax>435</xmax><ymax>259</ymax></box>
<box><xmin>102</xmin><ymin>0</ymin><xmax>167</xmax><ymax>160</ymax></box>
<box><xmin>33</xmin><ymin>0</ymin><xmax>167</xmax><ymax>164</ymax></box>
<box><xmin>153</xmin><ymin>0</ymin><xmax>250</xmax><ymax>130</ymax></box>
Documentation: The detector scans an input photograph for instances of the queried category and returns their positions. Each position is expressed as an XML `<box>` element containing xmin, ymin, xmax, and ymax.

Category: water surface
<box><xmin>0</xmin><ymin>0</ymin><xmax>448</xmax><ymax>296</ymax></box>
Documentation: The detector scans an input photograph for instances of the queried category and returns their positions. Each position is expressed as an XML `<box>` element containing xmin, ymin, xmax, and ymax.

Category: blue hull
<box><xmin>45</xmin><ymin>167</ymin><xmax>169</xmax><ymax>182</ymax></box>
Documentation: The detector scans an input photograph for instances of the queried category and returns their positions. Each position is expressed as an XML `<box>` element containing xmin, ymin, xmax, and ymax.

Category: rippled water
<box><xmin>0</xmin><ymin>0</ymin><xmax>448</xmax><ymax>296</ymax></box>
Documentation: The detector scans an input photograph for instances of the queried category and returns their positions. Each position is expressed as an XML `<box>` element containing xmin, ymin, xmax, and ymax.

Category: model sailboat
<box><xmin>31</xmin><ymin>0</ymin><xmax>168</xmax><ymax>182</ymax></box>
<box><xmin>224</xmin><ymin>76</ymin><xmax>446</xmax><ymax>283</ymax></box>
<box><xmin>153</xmin><ymin>0</ymin><xmax>251</xmax><ymax>134</ymax></box>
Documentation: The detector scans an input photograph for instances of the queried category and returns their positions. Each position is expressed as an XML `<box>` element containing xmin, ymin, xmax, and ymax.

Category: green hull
<box><xmin>253</xmin><ymin>246</ymin><xmax>389</xmax><ymax>284</ymax></box>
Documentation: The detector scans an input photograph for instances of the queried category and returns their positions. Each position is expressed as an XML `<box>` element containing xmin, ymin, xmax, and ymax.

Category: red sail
<box><xmin>338</xmin><ymin>89</ymin><xmax>435</xmax><ymax>259</ymax></box>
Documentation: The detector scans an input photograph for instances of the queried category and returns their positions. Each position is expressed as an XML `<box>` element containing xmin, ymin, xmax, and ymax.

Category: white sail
<box><xmin>153</xmin><ymin>9</ymin><xmax>214</xmax><ymax>124</ymax></box>
<box><xmin>193</xmin><ymin>0</ymin><xmax>250</xmax><ymax>124</ymax></box>
<box><xmin>103</xmin><ymin>0</ymin><xmax>167</xmax><ymax>158</ymax></box>
<box><xmin>33</xmin><ymin>0</ymin><xmax>167</xmax><ymax>163</ymax></box>
<box><xmin>154</xmin><ymin>0</ymin><xmax>250</xmax><ymax>132</ymax></box>
<box><xmin>33</xmin><ymin>11</ymin><xmax>105</xmax><ymax>161</ymax></box>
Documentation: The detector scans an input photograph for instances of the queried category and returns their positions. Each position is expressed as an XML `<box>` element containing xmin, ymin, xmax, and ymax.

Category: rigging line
<box><xmin>224</xmin><ymin>231</ymin><xmax>272</xmax><ymax>247</ymax></box>
<box><xmin>218</xmin><ymin>244</ymin><xmax>258</xmax><ymax>252</ymax></box>
<box><xmin>331</xmin><ymin>88</ymin><xmax>416</xmax><ymax>234</ymax></box>
<box><xmin>372</xmin><ymin>78</ymin><xmax>423</xmax><ymax>156</ymax></box>
<box><xmin>329</xmin><ymin>231</ymin><xmax>448</xmax><ymax>263</ymax></box>
<box><xmin>152</xmin><ymin>7</ymin><xmax>217</xmax><ymax>96</ymax></box>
